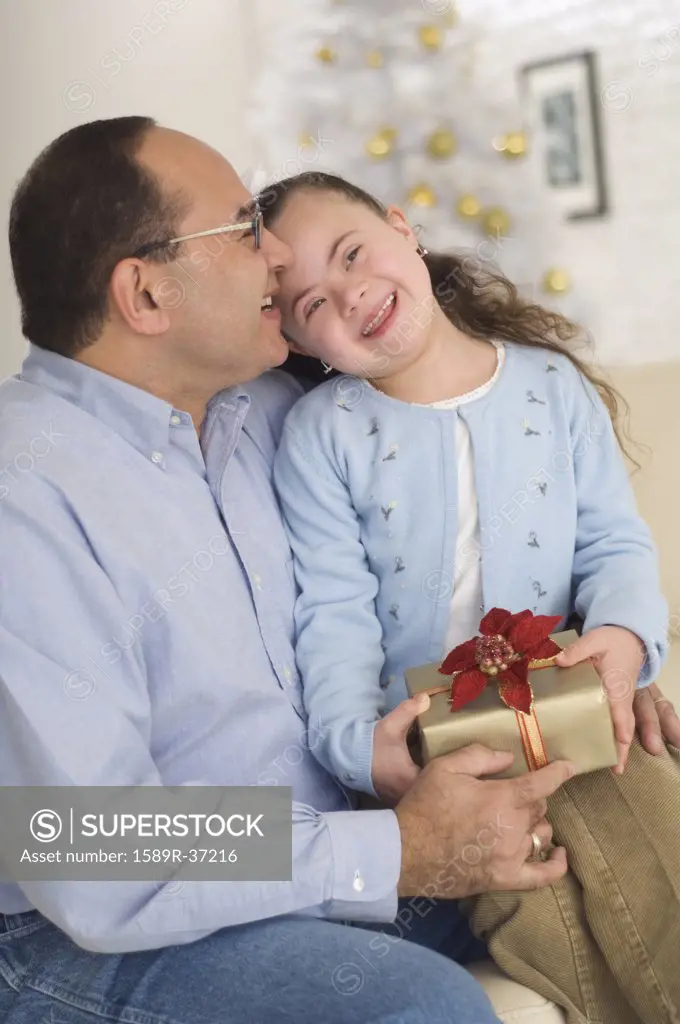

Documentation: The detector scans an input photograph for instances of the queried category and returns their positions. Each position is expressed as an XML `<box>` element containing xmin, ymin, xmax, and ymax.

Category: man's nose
<box><xmin>260</xmin><ymin>226</ymin><xmax>293</xmax><ymax>272</ymax></box>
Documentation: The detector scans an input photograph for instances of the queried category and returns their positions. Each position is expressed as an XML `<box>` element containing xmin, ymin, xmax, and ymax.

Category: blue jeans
<box><xmin>0</xmin><ymin>904</ymin><xmax>497</xmax><ymax>1023</ymax></box>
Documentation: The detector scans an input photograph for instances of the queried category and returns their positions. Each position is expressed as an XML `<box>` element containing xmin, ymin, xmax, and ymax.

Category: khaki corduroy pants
<box><xmin>463</xmin><ymin>741</ymin><xmax>680</xmax><ymax>1024</ymax></box>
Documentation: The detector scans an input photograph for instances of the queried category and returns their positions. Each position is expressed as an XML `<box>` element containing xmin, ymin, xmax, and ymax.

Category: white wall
<box><xmin>0</xmin><ymin>0</ymin><xmax>256</xmax><ymax>377</ymax></box>
<box><xmin>455</xmin><ymin>0</ymin><xmax>680</xmax><ymax>365</ymax></box>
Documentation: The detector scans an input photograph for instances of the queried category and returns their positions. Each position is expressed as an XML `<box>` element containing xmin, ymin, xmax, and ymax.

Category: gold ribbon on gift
<box><xmin>423</xmin><ymin>655</ymin><xmax>558</xmax><ymax>772</ymax></box>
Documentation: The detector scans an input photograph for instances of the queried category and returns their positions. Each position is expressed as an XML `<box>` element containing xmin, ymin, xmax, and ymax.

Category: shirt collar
<box><xmin>19</xmin><ymin>344</ymin><xmax>249</xmax><ymax>463</ymax></box>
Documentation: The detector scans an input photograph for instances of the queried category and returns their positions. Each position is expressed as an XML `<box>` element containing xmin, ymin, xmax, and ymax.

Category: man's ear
<box><xmin>385</xmin><ymin>205</ymin><xmax>419</xmax><ymax>247</ymax></box>
<box><xmin>109</xmin><ymin>258</ymin><xmax>173</xmax><ymax>336</ymax></box>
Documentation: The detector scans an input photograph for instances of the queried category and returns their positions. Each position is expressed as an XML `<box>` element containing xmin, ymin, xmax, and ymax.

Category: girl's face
<box><xmin>271</xmin><ymin>190</ymin><xmax>436</xmax><ymax>379</ymax></box>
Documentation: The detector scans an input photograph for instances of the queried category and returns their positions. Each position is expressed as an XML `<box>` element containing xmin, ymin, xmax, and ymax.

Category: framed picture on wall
<box><xmin>520</xmin><ymin>50</ymin><xmax>608</xmax><ymax>220</ymax></box>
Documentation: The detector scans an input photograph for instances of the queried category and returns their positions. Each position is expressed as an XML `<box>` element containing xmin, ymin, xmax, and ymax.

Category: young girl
<box><xmin>262</xmin><ymin>171</ymin><xmax>680</xmax><ymax>1024</ymax></box>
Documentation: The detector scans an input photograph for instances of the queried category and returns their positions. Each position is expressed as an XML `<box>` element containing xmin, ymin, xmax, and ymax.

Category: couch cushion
<box><xmin>608</xmin><ymin>362</ymin><xmax>680</xmax><ymax>619</ymax></box>
<box><xmin>659</xmin><ymin>642</ymin><xmax>680</xmax><ymax>701</ymax></box>
<box><xmin>466</xmin><ymin>961</ymin><xmax>566</xmax><ymax>1022</ymax></box>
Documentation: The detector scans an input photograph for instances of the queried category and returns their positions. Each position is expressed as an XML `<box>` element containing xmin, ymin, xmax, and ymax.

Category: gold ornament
<box><xmin>426</xmin><ymin>129</ymin><xmax>457</xmax><ymax>160</ymax></box>
<box><xmin>456</xmin><ymin>194</ymin><xmax>481</xmax><ymax>220</ymax></box>
<box><xmin>366</xmin><ymin>49</ymin><xmax>383</xmax><ymax>68</ymax></box>
<box><xmin>407</xmin><ymin>183</ymin><xmax>437</xmax><ymax>208</ymax></box>
<box><xmin>418</xmin><ymin>25</ymin><xmax>444</xmax><ymax>52</ymax></box>
<box><xmin>315</xmin><ymin>45</ymin><xmax>336</xmax><ymax>64</ymax></box>
<box><xmin>493</xmin><ymin>131</ymin><xmax>529</xmax><ymax>159</ymax></box>
<box><xmin>366</xmin><ymin>128</ymin><xmax>397</xmax><ymax>160</ymax></box>
<box><xmin>299</xmin><ymin>132</ymin><xmax>315</xmax><ymax>149</ymax></box>
<box><xmin>542</xmin><ymin>268</ymin><xmax>572</xmax><ymax>295</ymax></box>
<box><xmin>481</xmin><ymin>206</ymin><xmax>511</xmax><ymax>236</ymax></box>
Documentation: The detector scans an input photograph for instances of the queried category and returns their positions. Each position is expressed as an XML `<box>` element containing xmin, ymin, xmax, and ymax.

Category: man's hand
<box><xmin>371</xmin><ymin>694</ymin><xmax>430</xmax><ymax>804</ymax></box>
<box><xmin>555</xmin><ymin>625</ymin><xmax>644</xmax><ymax>774</ymax></box>
<box><xmin>633</xmin><ymin>682</ymin><xmax>680</xmax><ymax>754</ymax></box>
<box><xmin>395</xmin><ymin>744</ymin><xmax>574</xmax><ymax>900</ymax></box>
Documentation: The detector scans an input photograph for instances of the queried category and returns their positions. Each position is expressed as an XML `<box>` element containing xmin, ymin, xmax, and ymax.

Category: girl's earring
<box><xmin>416</xmin><ymin>244</ymin><xmax>429</xmax><ymax>257</ymax></box>
<box><xmin>321</xmin><ymin>361</ymin><xmax>334</xmax><ymax>375</ymax></box>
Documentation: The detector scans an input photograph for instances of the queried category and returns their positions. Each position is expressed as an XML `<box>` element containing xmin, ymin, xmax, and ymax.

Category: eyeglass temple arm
<box><xmin>167</xmin><ymin>221</ymin><xmax>254</xmax><ymax>245</ymax></box>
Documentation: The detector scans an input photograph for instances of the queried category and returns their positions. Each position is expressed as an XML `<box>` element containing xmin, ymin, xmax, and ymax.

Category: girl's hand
<box><xmin>632</xmin><ymin>683</ymin><xmax>680</xmax><ymax>754</ymax></box>
<box><xmin>371</xmin><ymin>694</ymin><xmax>431</xmax><ymax>804</ymax></box>
<box><xmin>555</xmin><ymin>625</ymin><xmax>644</xmax><ymax>774</ymax></box>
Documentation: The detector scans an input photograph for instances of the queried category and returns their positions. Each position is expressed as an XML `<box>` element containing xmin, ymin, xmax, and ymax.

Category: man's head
<box><xmin>9</xmin><ymin>117</ymin><xmax>292</xmax><ymax>399</ymax></box>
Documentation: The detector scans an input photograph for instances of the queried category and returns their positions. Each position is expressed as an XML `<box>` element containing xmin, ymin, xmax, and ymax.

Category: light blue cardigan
<box><xmin>273</xmin><ymin>344</ymin><xmax>668</xmax><ymax>795</ymax></box>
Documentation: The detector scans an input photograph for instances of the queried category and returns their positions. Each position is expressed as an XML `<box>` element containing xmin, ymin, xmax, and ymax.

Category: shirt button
<box><xmin>352</xmin><ymin>871</ymin><xmax>365</xmax><ymax>893</ymax></box>
<box><xmin>170</xmin><ymin>415</ymin><xmax>182</xmax><ymax>426</ymax></box>
<box><xmin>150</xmin><ymin>451</ymin><xmax>164</xmax><ymax>465</ymax></box>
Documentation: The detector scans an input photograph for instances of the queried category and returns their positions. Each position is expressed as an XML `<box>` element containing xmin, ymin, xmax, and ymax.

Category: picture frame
<box><xmin>520</xmin><ymin>50</ymin><xmax>608</xmax><ymax>221</ymax></box>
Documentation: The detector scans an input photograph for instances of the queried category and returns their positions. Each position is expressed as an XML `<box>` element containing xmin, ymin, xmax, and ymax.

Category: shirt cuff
<box><xmin>340</xmin><ymin>718</ymin><xmax>378</xmax><ymax>797</ymax></box>
<box><xmin>322</xmin><ymin>808</ymin><xmax>401</xmax><ymax>923</ymax></box>
<box><xmin>637</xmin><ymin>634</ymin><xmax>665</xmax><ymax>686</ymax></box>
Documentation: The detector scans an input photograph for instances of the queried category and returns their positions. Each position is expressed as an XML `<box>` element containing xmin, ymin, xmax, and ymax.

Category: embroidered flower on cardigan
<box><xmin>381</xmin><ymin>501</ymin><xmax>397</xmax><ymax>521</ymax></box>
<box><xmin>521</xmin><ymin>418</ymin><xmax>541</xmax><ymax>436</ymax></box>
<box><xmin>526</xmin><ymin>390</ymin><xmax>546</xmax><ymax>405</ymax></box>
<box><xmin>528</xmin><ymin>532</ymin><xmax>540</xmax><ymax>548</ymax></box>
<box><xmin>382</xmin><ymin>444</ymin><xmax>398</xmax><ymax>462</ymax></box>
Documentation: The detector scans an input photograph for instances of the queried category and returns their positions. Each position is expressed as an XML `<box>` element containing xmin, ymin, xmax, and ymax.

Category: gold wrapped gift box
<box><xmin>405</xmin><ymin>631</ymin><xmax>618</xmax><ymax>778</ymax></box>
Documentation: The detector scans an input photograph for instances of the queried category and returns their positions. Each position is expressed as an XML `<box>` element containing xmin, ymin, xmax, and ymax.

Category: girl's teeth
<box><xmin>363</xmin><ymin>293</ymin><xmax>395</xmax><ymax>336</ymax></box>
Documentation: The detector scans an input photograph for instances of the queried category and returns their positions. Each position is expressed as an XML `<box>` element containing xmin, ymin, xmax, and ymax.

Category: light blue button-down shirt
<box><xmin>0</xmin><ymin>345</ymin><xmax>401</xmax><ymax>953</ymax></box>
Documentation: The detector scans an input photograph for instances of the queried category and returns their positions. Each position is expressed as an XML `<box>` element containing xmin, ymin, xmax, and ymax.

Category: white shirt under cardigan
<box><xmin>426</xmin><ymin>341</ymin><xmax>506</xmax><ymax>651</ymax></box>
<box><xmin>273</xmin><ymin>343</ymin><xmax>668</xmax><ymax>797</ymax></box>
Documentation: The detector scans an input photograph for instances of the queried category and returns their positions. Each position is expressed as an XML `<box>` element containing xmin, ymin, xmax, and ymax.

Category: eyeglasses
<box><xmin>132</xmin><ymin>201</ymin><xmax>263</xmax><ymax>259</ymax></box>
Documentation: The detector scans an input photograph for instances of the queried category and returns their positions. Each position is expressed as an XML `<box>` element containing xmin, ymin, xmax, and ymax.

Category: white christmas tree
<box><xmin>248</xmin><ymin>0</ymin><xmax>579</xmax><ymax>316</ymax></box>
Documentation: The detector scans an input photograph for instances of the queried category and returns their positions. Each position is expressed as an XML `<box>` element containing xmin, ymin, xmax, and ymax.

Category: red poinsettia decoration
<box><xmin>438</xmin><ymin>608</ymin><xmax>562</xmax><ymax>715</ymax></box>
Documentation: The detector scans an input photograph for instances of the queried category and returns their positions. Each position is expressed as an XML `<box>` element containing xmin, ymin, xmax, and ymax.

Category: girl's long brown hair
<box><xmin>259</xmin><ymin>171</ymin><xmax>634</xmax><ymax>459</ymax></box>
